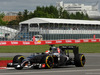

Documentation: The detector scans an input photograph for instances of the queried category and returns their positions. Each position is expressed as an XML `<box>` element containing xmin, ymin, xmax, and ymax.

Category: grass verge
<box><xmin>0</xmin><ymin>42</ymin><xmax>100</xmax><ymax>53</ymax></box>
<box><xmin>0</xmin><ymin>57</ymin><xmax>13</xmax><ymax>60</ymax></box>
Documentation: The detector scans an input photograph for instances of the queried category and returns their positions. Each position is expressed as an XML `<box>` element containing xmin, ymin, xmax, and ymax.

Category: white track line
<box><xmin>86</xmin><ymin>73</ymin><xmax>100</xmax><ymax>75</ymax></box>
<box><xmin>0</xmin><ymin>69</ymin><xmax>100</xmax><ymax>75</ymax></box>
<box><xmin>0</xmin><ymin>67</ymin><xmax>14</xmax><ymax>70</ymax></box>
<box><xmin>85</xmin><ymin>65</ymin><xmax>100</xmax><ymax>67</ymax></box>
<box><xmin>0</xmin><ymin>64</ymin><xmax>100</xmax><ymax>70</ymax></box>
<box><xmin>1</xmin><ymin>65</ymin><xmax>100</xmax><ymax>70</ymax></box>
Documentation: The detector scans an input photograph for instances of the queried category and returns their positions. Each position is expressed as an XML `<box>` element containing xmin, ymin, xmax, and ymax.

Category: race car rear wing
<box><xmin>59</xmin><ymin>46</ymin><xmax>79</xmax><ymax>56</ymax></box>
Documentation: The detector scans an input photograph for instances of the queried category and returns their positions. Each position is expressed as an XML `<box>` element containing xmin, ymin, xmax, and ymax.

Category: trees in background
<box><xmin>32</xmin><ymin>5</ymin><xmax>59</xmax><ymax>18</ymax></box>
<box><xmin>8</xmin><ymin>5</ymin><xmax>90</xmax><ymax>25</ymax></box>
<box><xmin>0</xmin><ymin>12</ymin><xmax>8</xmax><ymax>25</ymax></box>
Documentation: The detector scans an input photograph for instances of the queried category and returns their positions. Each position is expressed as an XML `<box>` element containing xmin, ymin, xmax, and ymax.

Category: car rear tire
<box><xmin>74</xmin><ymin>54</ymin><xmax>86</xmax><ymax>67</ymax></box>
<box><xmin>13</xmin><ymin>55</ymin><xmax>24</xmax><ymax>70</ymax></box>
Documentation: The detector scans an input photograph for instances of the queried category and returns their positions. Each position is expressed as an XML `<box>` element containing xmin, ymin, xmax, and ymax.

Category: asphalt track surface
<box><xmin>0</xmin><ymin>53</ymin><xmax>100</xmax><ymax>75</ymax></box>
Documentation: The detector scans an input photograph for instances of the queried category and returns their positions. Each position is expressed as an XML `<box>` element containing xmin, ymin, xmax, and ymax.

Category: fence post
<box><xmin>93</xmin><ymin>35</ymin><xmax>96</xmax><ymax>39</ymax></box>
<box><xmin>33</xmin><ymin>36</ymin><xmax>35</xmax><ymax>41</ymax></box>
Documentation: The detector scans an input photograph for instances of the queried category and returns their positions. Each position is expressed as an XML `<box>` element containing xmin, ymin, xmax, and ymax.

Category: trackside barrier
<box><xmin>0</xmin><ymin>39</ymin><xmax>100</xmax><ymax>46</ymax></box>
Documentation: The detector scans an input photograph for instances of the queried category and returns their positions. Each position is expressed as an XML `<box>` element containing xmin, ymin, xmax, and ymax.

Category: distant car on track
<box><xmin>7</xmin><ymin>45</ymin><xmax>86</xmax><ymax>70</ymax></box>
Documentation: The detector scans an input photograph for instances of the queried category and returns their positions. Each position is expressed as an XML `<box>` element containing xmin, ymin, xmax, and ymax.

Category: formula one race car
<box><xmin>7</xmin><ymin>45</ymin><xmax>86</xmax><ymax>70</ymax></box>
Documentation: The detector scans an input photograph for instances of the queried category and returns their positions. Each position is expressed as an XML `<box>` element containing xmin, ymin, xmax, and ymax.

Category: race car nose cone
<box><xmin>17</xmin><ymin>65</ymin><xmax>21</xmax><ymax>68</ymax></box>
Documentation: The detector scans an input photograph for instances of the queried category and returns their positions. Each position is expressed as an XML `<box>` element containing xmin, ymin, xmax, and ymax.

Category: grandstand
<box><xmin>0</xmin><ymin>26</ymin><xmax>19</xmax><ymax>40</ymax></box>
<box><xmin>18</xmin><ymin>18</ymin><xmax>100</xmax><ymax>40</ymax></box>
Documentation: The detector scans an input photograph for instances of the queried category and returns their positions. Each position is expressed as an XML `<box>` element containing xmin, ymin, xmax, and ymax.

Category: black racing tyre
<box><xmin>13</xmin><ymin>55</ymin><xmax>24</xmax><ymax>70</ymax></box>
<box><xmin>45</xmin><ymin>56</ymin><xmax>54</xmax><ymax>69</ymax></box>
<box><xmin>74</xmin><ymin>54</ymin><xmax>86</xmax><ymax>67</ymax></box>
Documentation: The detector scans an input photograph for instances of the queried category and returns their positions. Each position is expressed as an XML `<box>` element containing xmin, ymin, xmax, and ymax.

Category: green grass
<box><xmin>0</xmin><ymin>57</ymin><xmax>13</xmax><ymax>60</ymax></box>
<box><xmin>0</xmin><ymin>42</ymin><xmax>100</xmax><ymax>53</ymax></box>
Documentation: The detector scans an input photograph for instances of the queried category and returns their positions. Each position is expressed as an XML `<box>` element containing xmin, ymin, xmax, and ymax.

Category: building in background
<box><xmin>1</xmin><ymin>18</ymin><xmax>100</xmax><ymax>41</ymax></box>
<box><xmin>3</xmin><ymin>16</ymin><xmax>17</xmax><ymax>22</ymax></box>
<box><xmin>3</xmin><ymin>12</ymin><xmax>18</xmax><ymax>22</ymax></box>
<box><xmin>57</xmin><ymin>1</ymin><xmax>100</xmax><ymax>19</ymax></box>
<box><xmin>0</xmin><ymin>26</ymin><xmax>19</xmax><ymax>40</ymax></box>
<box><xmin>5</xmin><ymin>12</ymin><xmax>18</xmax><ymax>16</ymax></box>
<box><xmin>19</xmin><ymin>18</ymin><xmax>100</xmax><ymax>40</ymax></box>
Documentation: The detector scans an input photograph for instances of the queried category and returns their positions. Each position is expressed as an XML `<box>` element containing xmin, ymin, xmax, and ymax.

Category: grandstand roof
<box><xmin>0</xmin><ymin>26</ymin><xmax>18</xmax><ymax>33</ymax></box>
<box><xmin>19</xmin><ymin>18</ymin><xmax>100</xmax><ymax>25</ymax></box>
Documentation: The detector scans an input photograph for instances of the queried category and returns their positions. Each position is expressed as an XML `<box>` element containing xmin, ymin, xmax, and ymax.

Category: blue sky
<box><xmin>0</xmin><ymin>0</ymin><xmax>100</xmax><ymax>12</ymax></box>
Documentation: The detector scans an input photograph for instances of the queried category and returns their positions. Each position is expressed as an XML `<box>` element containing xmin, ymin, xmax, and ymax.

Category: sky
<box><xmin>0</xmin><ymin>0</ymin><xmax>100</xmax><ymax>12</ymax></box>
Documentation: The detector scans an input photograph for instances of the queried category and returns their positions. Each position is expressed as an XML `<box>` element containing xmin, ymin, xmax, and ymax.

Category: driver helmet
<box><xmin>45</xmin><ymin>50</ymin><xmax>50</xmax><ymax>54</ymax></box>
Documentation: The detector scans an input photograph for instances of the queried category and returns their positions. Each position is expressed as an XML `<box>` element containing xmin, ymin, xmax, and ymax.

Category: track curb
<box><xmin>0</xmin><ymin>60</ymin><xmax>12</xmax><ymax>67</ymax></box>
